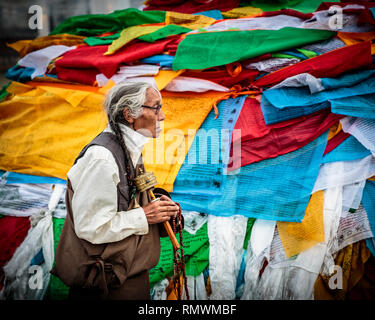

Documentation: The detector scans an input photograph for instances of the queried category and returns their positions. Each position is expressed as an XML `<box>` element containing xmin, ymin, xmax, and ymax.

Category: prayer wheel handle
<box><xmin>150</xmin><ymin>189</ymin><xmax>180</xmax><ymax>250</ymax></box>
<box><xmin>134</xmin><ymin>170</ymin><xmax>180</xmax><ymax>250</ymax></box>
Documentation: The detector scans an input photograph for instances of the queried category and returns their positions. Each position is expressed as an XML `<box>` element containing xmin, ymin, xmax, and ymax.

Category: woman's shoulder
<box><xmin>83</xmin><ymin>145</ymin><xmax>116</xmax><ymax>162</ymax></box>
<box><xmin>68</xmin><ymin>145</ymin><xmax>119</xmax><ymax>179</ymax></box>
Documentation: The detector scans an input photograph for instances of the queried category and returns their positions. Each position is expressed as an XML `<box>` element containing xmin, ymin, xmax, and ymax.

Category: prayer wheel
<box><xmin>134</xmin><ymin>169</ymin><xmax>180</xmax><ymax>250</ymax></box>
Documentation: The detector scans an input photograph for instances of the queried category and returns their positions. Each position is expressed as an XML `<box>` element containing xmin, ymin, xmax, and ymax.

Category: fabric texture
<box><xmin>314</xmin><ymin>240</ymin><xmax>372</xmax><ymax>300</ymax></box>
<box><xmin>143</xmin><ymin>91</ymin><xmax>224</xmax><ymax>192</ymax></box>
<box><xmin>182</xmin><ymin>67</ymin><xmax>259</xmax><ymax>88</ymax></box>
<box><xmin>106</xmin><ymin>25</ymin><xmax>165</xmax><ymax>55</ymax></box>
<box><xmin>164</xmin><ymin>76</ymin><xmax>229</xmax><ymax>92</ymax></box>
<box><xmin>262</xmin><ymin>73</ymin><xmax>375</xmax><ymax>110</ymax></box>
<box><xmin>0</xmin><ymin>216</ymin><xmax>31</xmax><ymax>267</ymax></box>
<box><xmin>341</xmin><ymin>117</ymin><xmax>375</xmax><ymax>154</ymax></box>
<box><xmin>84</xmin><ymin>32</ymin><xmax>121</xmax><ymax>46</ymax></box>
<box><xmin>208</xmin><ymin>215</ymin><xmax>248</xmax><ymax>299</ymax></box>
<box><xmin>165</xmin><ymin>11</ymin><xmax>216</xmax><ymax>29</ymax></box>
<box><xmin>230</xmin><ymin>97</ymin><xmax>343</xmax><ymax>170</ymax></box>
<box><xmin>18</xmin><ymin>45</ymin><xmax>75</xmax><ymax>79</ymax></box>
<box><xmin>250</xmin><ymin>0</ymin><xmax>330</xmax><ymax>13</ymax></box>
<box><xmin>95</xmin><ymin>64</ymin><xmax>160</xmax><ymax>87</ymax></box>
<box><xmin>0</xmin><ymin>182</ymin><xmax>66</xmax><ymax>218</ymax></box>
<box><xmin>190</xmin><ymin>12</ymin><xmax>307</xmax><ymax>33</ymax></box>
<box><xmin>277</xmin><ymin>191</ymin><xmax>324</xmax><ymax>258</ymax></box>
<box><xmin>362</xmin><ymin>180</ymin><xmax>375</xmax><ymax>238</ymax></box>
<box><xmin>55</xmin><ymin>36</ymin><xmax>180</xmax><ymax>79</ymax></box>
<box><xmin>46</xmin><ymin>217</ymin><xmax>69</xmax><ymax>300</ymax></box>
<box><xmin>50</xmin><ymin>8</ymin><xmax>166</xmax><ymax>36</ymax></box>
<box><xmin>313</xmin><ymin>155</ymin><xmax>375</xmax><ymax>193</ymax></box>
<box><xmin>7</xmin><ymin>34</ymin><xmax>85</xmax><ymax>58</ymax></box>
<box><xmin>221</xmin><ymin>6</ymin><xmax>263</xmax><ymax>18</ymax></box>
<box><xmin>0</xmin><ymin>82</ymin><xmax>107</xmax><ymax>179</ymax></box>
<box><xmin>212</xmin><ymin>131</ymin><xmax>328</xmax><ymax>221</ymax></box>
<box><xmin>149</xmin><ymin>221</ymin><xmax>209</xmax><ymax>288</ymax></box>
<box><xmin>140</xmin><ymin>54</ymin><xmax>175</xmax><ymax>68</ymax></box>
<box><xmin>254</xmin><ymin>42</ymin><xmax>372</xmax><ymax>88</ymax></box>
<box><xmin>324</xmin><ymin>130</ymin><xmax>350</xmax><ymax>155</ymax></box>
<box><xmin>172</xmin><ymin>97</ymin><xmax>329</xmax><ymax>221</ymax></box>
<box><xmin>1</xmin><ymin>171</ymin><xmax>65</xmax><ymax>184</ymax></box>
<box><xmin>261</xmin><ymin>74</ymin><xmax>375</xmax><ymax>124</ymax></box>
<box><xmin>143</xmin><ymin>0</ymin><xmax>241</xmax><ymax>14</ymax></box>
<box><xmin>139</xmin><ymin>24</ymin><xmax>192</xmax><ymax>42</ymax></box>
<box><xmin>322</xmin><ymin>135</ymin><xmax>371</xmax><ymax>164</ymax></box>
<box><xmin>337</xmin><ymin>31</ymin><xmax>375</xmax><ymax>54</ymax></box>
<box><xmin>171</xmin><ymin>97</ymin><xmax>244</xmax><ymax>199</ymax></box>
<box><xmin>173</xmin><ymin>27</ymin><xmax>335</xmax><ymax>70</ymax></box>
<box><xmin>6</xmin><ymin>65</ymin><xmax>34</xmax><ymax>83</ymax></box>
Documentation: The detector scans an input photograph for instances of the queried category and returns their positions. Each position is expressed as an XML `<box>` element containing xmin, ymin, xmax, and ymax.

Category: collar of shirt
<box><xmin>104</xmin><ymin>123</ymin><xmax>149</xmax><ymax>167</ymax></box>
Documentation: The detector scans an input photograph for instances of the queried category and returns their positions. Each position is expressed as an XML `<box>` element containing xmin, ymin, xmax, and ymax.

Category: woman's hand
<box><xmin>142</xmin><ymin>195</ymin><xmax>179</xmax><ymax>224</ymax></box>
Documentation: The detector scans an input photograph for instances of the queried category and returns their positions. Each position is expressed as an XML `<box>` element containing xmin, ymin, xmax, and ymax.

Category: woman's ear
<box><xmin>123</xmin><ymin>108</ymin><xmax>134</xmax><ymax>124</ymax></box>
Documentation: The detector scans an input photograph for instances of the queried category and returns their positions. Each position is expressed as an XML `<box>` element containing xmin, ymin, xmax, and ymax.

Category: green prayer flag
<box><xmin>84</xmin><ymin>32</ymin><xmax>121</xmax><ymax>46</ymax></box>
<box><xmin>138</xmin><ymin>24</ymin><xmax>192</xmax><ymax>43</ymax></box>
<box><xmin>240</xmin><ymin>0</ymin><xmax>340</xmax><ymax>13</ymax></box>
<box><xmin>84</xmin><ymin>25</ymin><xmax>192</xmax><ymax>49</ymax></box>
<box><xmin>50</xmin><ymin>8</ymin><xmax>166</xmax><ymax>36</ymax></box>
<box><xmin>172</xmin><ymin>27</ymin><xmax>335</xmax><ymax>70</ymax></box>
<box><xmin>248</xmin><ymin>0</ymin><xmax>304</xmax><ymax>11</ymax></box>
<box><xmin>296</xmin><ymin>48</ymin><xmax>318</xmax><ymax>59</ymax></box>
<box><xmin>149</xmin><ymin>223</ymin><xmax>209</xmax><ymax>288</ymax></box>
<box><xmin>243</xmin><ymin>218</ymin><xmax>256</xmax><ymax>250</ymax></box>
<box><xmin>272</xmin><ymin>52</ymin><xmax>302</xmax><ymax>60</ymax></box>
<box><xmin>45</xmin><ymin>217</ymin><xmax>69</xmax><ymax>300</ymax></box>
<box><xmin>0</xmin><ymin>83</ymin><xmax>11</xmax><ymax>103</ymax></box>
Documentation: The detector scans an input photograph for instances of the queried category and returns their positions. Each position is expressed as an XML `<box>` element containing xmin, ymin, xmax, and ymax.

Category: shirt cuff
<box><xmin>121</xmin><ymin>207</ymin><xmax>149</xmax><ymax>235</ymax></box>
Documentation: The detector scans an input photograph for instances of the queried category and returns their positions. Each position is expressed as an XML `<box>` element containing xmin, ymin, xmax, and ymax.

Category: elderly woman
<box><xmin>51</xmin><ymin>82</ymin><xmax>181</xmax><ymax>300</ymax></box>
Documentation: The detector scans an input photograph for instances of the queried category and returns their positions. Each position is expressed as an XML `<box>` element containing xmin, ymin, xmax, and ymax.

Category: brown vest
<box><xmin>51</xmin><ymin>132</ymin><xmax>161</xmax><ymax>297</ymax></box>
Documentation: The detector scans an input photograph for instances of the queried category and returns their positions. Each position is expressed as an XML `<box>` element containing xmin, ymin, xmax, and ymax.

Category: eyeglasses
<box><xmin>142</xmin><ymin>104</ymin><xmax>162</xmax><ymax>115</ymax></box>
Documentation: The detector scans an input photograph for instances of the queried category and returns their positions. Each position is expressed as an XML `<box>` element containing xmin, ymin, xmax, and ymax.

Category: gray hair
<box><xmin>104</xmin><ymin>82</ymin><xmax>154</xmax><ymax>124</ymax></box>
<box><xmin>104</xmin><ymin>82</ymin><xmax>158</xmax><ymax>185</ymax></box>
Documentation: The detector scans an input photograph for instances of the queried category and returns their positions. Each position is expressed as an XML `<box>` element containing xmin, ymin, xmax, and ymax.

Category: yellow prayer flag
<box><xmin>0</xmin><ymin>81</ymin><xmax>107</xmax><ymax>179</ymax></box>
<box><xmin>7</xmin><ymin>40</ymin><xmax>32</xmax><ymax>56</ymax></box>
<box><xmin>7</xmin><ymin>34</ymin><xmax>85</xmax><ymax>57</ymax></box>
<box><xmin>105</xmin><ymin>25</ymin><xmax>164</xmax><ymax>55</ymax></box>
<box><xmin>143</xmin><ymin>91</ymin><xmax>226</xmax><ymax>192</ymax></box>
<box><xmin>328</xmin><ymin>121</ymin><xmax>342</xmax><ymax>140</ymax></box>
<box><xmin>98</xmin><ymin>79</ymin><xmax>116</xmax><ymax>95</ymax></box>
<box><xmin>221</xmin><ymin>6</ymin><xmax>263</xmax><ymax>19</ymax></box>
<box><xmin>154</xmin><ymin>69</ymin><xmax>184</xmax><ymax>91</ymax></box>
<box><xmin>277</xmin><ymin>191</ymin><xmax>325</xmax><ymax>258</ymax></box>
<box><xmin>337</xmin><ymin>31</ymin><xmax>375</xmax><ymax>55</ymax></box>
<box><xmin>1</xmin><ymin>82</ymin><xmax>224</xmax><ymax>190</ymax></box>
<box><xmin>165</xmin><ymin>11</ymin><xmax>216</xmax><ymax>29</ymax></box>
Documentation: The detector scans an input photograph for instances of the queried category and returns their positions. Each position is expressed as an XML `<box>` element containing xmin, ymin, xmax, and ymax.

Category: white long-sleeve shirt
<box><xmin>67</xmin><ymin>123</ymin><xmax>150</xmax><ymax>244</ymax></box>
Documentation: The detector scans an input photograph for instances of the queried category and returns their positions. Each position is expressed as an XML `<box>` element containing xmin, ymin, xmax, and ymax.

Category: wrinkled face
<box><xmin>124</xmin><ymin>87</ymin><xmax>165</xmax><ymax>138</ymax></box>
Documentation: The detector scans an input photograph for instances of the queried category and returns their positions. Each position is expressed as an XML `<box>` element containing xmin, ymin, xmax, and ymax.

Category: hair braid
<box><xmin>109</xmin><ymin>119</ymin><xmax>135</xmax><ymax>188</ymax></box>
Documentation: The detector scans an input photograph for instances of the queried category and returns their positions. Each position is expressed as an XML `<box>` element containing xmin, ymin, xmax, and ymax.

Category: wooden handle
<box><xmin>163</xmin><ymin>220</ymin><xmax>180</xmax><ymax>250</ymax></box>
<box><xmin>149</xmin><ymin>190</ymin><xmax>180</xmax><ymax>250</ymax></box>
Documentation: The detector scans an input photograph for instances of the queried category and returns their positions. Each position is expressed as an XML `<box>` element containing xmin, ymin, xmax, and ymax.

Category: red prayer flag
<box><xmin>228</xmin><ymin>97</ymin><xmax>344</xmax><ymax>171</ymax></box>
<box><xmin>0</xmin><ymin>216</ymin><xmax>31</xmax><ymax>268</ymax></box>
<box><xmin>55</xmin><ymin>36</ymin><xmax>181</xmax><ymax>79</ymax></box>
<box><xmin>323</xmin><ymin>130</ymin><xmax>351</xmax><ymax>155</ymax></box>
<box><xmin>254</xmin><ymin>41</ymin><xmax>372</xmax><ymax>88</ymax></box>
<box><xmin>143</xmin><ymin>0</ymin><xmax>240</xmax><ymax>14</ymax></box>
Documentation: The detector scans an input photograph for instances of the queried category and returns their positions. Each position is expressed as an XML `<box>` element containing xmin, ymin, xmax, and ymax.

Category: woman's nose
<box><xmin>158</xmin><ymin>109</ymin><xmax>165</xmax><ymax>121</ymax></box>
